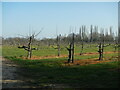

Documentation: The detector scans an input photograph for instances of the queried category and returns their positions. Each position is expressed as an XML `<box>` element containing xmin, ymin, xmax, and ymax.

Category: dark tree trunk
<box><xmin>98</xmin><ymin>43</ymin><xmax>102</xmax><ymax>60</ymax></box>
<box><xmin>80</xmin><ymin>42</ymin><xmax>83</xmax><ymax>55</ymax></box>
<box><xmin>27</xmin><ymin>36</ymin><xmax>32</xmax><ymax>59</ymax></box>
<box><xmin>58</xmin><ymin>45</ymin><xmax>60</xmax><ymax>56</ymax></box>
<box><xmin>71</xmin><ymin>33</ymin><xmax>74</xmax><ymax>63</ymax></box>
<box><xmin>98</xmin><ymin>33</ymin><xmax>104</xmax><ymax>60</ymax></box>
<box><xmin>66</xmin><ymin>43</ymin><xmax>72</xmax><ymax>63</ymax></box>
<box><xmin>57</xmin><ymin>35</ymin><xmax>61</xmax><ymax>56</ymax></box>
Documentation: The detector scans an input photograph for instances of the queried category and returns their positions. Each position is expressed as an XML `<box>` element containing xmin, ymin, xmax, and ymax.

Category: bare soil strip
<box><xmin>21</xmin><ymin>51</ymin><xmax>118</xmax><ymax>60</ymax></box>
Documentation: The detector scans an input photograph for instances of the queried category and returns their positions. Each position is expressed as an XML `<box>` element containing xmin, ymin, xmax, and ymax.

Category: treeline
<box><xmin>2</xmin><ymin>25</ymin><xmax>118</xmax><ymax>46</ymax></box>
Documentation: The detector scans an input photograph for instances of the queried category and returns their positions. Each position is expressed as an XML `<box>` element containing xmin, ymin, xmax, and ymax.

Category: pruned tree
<box><xmin>57</xmin><ymin>34</ymin><xmax>61</xmax><ymax>56</ymax></box>
<box><xmin>52</xmin><ymin>34</ymin><xmax>61</xmax><ymax>56</ymax></box>
<box><xmin>98</xmin><ymin>29</ymin><xmax>104</xmax><ymax>60</ymax></box>
<box><xmin>18</xmin><ymin>30</ymin><xmax>42</xmax><ymax>59</ymax></box>
<box><xmin>66</xmin><ymin>33</ymin><xmax>74</xmax><ymax>63</ymax></box>
<box><xmin>71</xmin><ymin>33</ymin><xmax>74</xmax><ymax>63</ymax></box>
<box><xmin>66</xmin><ymin>43</ymin><xmax>72</xmax><ymax>63</ymax></box>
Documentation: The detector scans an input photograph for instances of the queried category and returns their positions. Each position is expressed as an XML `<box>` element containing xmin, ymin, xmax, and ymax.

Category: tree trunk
<box><xmin>71</xmin><ymin>33</ymin><xmax>74</xmax><ymax>63</ymax></box>
<box><xmin>57</xmin><ymin>35</ymin><xmax>61</xmax><ymax>57</ymax></box>
<box><xmin>66</xmin><ymin>43</ymin><xmax>72</xmax><ymax>63</ymax></box>
<box><xmin>98</xmin><ymin>43</ymin><xmax>102</xmax><ymax>60</ymax></box>
<box><xmin>57</xmin><ymin>43</ymin><xmax>60</xmax><ymax>56</ymax></box>
<box><xmin>27</xmin><ymin>50</ymin><xmax>32</xmax><ymax>59</ymax></box>
<box><xmin>80</xmin><ymin>42</ymin><xmax>83</xmax><ymax>55</ymax></box>
<box><xmin>27</xmin><ymin>36</ymin><xmax>32</xmax><ymax>59</ymax></box>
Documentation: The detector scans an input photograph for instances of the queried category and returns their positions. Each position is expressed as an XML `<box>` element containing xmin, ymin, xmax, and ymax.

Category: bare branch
<box><xmin>34</xmin><ymin>28</ymin><xmax>43</xmax><ymax>37</ymax></box>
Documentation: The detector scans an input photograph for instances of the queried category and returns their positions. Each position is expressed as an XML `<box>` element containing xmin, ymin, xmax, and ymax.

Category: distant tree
<box><xmin>80</xmin><ymin>26</ymin><xmax>84</xmax><ymax>55</ymax></box>
<box><xmin>90</xmin><ymin>25</ymin><xmax>93</xmax><ymax>43</ymax></box>
<box><xmin>109</xmin><ymin>26</ymin><xmax>114</xmax><ymax>43</ymax></box>
<box><xmin>92</xmin><ymin>26</ymin><xmax>99</xmax><ymax>43</ymax></box>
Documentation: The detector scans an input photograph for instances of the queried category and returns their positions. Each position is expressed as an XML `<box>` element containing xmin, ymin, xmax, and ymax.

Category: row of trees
<box><xmin>2</xmin><ymin>25</ymin><xmax>118</xmax><ymax>62</ymax></box>
<box><xmin>2</xmin><ymin>26</ymin><xmax>118</xmax><ymax>46</ymax></box>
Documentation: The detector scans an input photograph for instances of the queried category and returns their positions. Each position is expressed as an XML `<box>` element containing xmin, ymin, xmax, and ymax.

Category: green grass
<box><xmin>6</xmin><ymin>56</ymin><xmax>119</xmax><ymax>88</ymax></box>
<box><xmin>2</xmin><ymin>44</ymin><xmax>119</xmax><ymax>88</ymax></box>
<box><xmin>2</xmin><ymin>44</ymin><xmax>117</xmax><ymax>57</ymax></box>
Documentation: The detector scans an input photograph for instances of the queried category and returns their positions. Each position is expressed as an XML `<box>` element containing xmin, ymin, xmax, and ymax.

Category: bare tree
<box><xmin>98</xmin><ymin>29</ymin><xmax>104</xmax><ymax>60</ymax></box>
<box><xmin>66</xmin><ymin>33</ymin><xmax>74</xmax><ymax>63</ymax></box>
<box><xmin>80</xmin><ymin>26</ymin><xmax>84</xmax><ymax>55</ymax></box>
<box><xmin>66</xmin><ymin>43</ymin><xmax>72</xmax><ymax>63</ymax></box>
<box><xmin>57</xmin><ymin>34</ymin><xmax>61</xmax><ymax>56</ymax></box>
<box><xmin>18</xmin><ymin>31</ymin><xmax>42</xmax><ymax>59</ymax></box>
<box><xmin>71</xmin><ymin>33</ymin><xmax>74</xmax><ymax>63</ymax></box>
<box><xmin>90</xmin><ymin>25</ymin><xmax>93</xmax><ymax>43</ymax></box>
<box><xmin>52</xmin><ymin>34</ymin><xmax>61</xmax><ymax>56</ymax></box>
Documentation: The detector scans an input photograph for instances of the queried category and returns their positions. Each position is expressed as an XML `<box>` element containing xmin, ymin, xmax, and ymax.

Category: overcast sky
<box><xmin>2</xmin><ymin>2</ymin><xmax>118</xmax><ymax>39</ymax></box>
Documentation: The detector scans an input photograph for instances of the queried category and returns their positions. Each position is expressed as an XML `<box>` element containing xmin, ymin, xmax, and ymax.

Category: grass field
<box><xmin>2</xmin><ymin>44</ymin><xmax>120</xmax><ymax>88</ymax></box>
<box><xmin>2</xmin><ymin>44</ymin><xmax>116</xmax><ymax>57</ymax></box>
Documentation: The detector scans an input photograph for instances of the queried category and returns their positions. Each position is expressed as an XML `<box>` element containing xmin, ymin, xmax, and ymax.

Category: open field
<box><xmin>2</xmin><ymin>45</ymin><xmax>120</xmax><ymax>88</ymax></box>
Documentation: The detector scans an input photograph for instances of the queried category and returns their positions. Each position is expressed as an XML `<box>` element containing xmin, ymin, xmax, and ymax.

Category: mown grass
<box><xmin>2</xmin><ymin>44</ymin><xmax>117</xmax><ymax>57</ymax></box>
<box><xmin>2</xmin><ymin>44</ymin><xmax>119</xmax><ymax>88</ymax></box>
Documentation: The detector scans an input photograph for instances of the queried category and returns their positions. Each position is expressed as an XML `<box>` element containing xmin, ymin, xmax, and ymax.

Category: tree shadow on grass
<box><xmin>5</xmin><ymin>56</ymin><xmax>120</xmax><ymax>88</ymax></box>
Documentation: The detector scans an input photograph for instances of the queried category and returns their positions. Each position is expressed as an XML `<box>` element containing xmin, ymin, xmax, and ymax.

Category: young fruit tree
<box><xmin>18</xmin><ymin>31</ymin><xmax>42</xmax><ymax>59</ymax></box>
<box><xmin>66</xmin><ymin>43</ymin><xmax>72</xmax><ymax>63</ymax></box>
<box><xmin>52</xmin><ymin>34</ymin><xmax>61</xmax><ymax>56</ymax></box>
<box><xmin>71</xmin><ymin>33</ymin><xmax>75</xmax><ymax>63</ymax></box>
<box><xmin>66</xmin><ymin>33</ymin><xmax>74</xmax><ymax>63</ymax></box>
<box><xmin>98</xmin><ymin>30</ymin><xmax>104</xmax><ymax>60</ymax></box>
